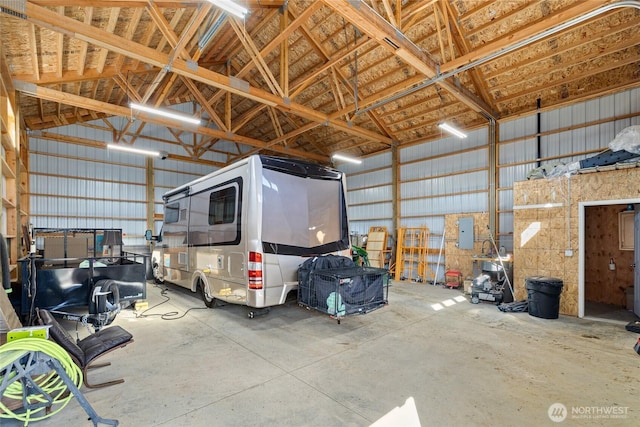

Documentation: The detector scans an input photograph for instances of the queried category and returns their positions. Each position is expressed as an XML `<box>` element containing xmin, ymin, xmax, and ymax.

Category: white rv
<box><xmin>150</xmin><ymin>155</ymin><xmax>351</xmax><ymax>312</ymax></box>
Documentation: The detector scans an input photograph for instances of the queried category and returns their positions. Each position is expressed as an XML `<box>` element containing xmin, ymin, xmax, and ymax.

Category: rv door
<box><xmin>162</xmin><ymin>198</ymin><xmax>190</xmax><ymax>286</ymax></box>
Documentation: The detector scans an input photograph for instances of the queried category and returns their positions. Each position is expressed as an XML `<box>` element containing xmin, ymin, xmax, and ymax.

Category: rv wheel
<box><xmin>198</xmin><ymin>279</ymin><xmax>216</xmax><ymax>308</ymax></box>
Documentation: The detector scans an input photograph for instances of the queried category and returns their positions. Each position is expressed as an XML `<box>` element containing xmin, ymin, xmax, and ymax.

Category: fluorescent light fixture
<box><xmin>130</xmin><ymin>103</ymin><xmax>201</xmax><ymax>126</ymax></box>
<box><xmin>438</xmin><ymin>122</ymin><xmax>467</xmax><ymax>139</ymax></box>
<box><xmin>107</xmin><ymin>143</ymin><xmax>160</xmax><ymax>157</ymax></box>
<box><xmin>207</xmin><ymin>0</ymin><xmax>248</xmax><ymax>18</ymax></box>
<box><xmin>332</xmin><ymin>153</ymin><xmax>362</xmax><ymax>164</ymax></box>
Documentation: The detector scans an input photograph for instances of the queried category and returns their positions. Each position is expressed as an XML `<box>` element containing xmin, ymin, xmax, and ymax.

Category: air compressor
<box><xmin>469</xmin><ymin>260</ymin><xmax>513</xmax><ymax>305</ymax></box>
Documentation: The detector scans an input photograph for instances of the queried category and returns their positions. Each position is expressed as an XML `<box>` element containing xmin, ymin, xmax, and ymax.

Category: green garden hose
<box><xmin>0</xmin><ymin>338</ymin><xmax>82</xmax><ymax>425</ymax></box>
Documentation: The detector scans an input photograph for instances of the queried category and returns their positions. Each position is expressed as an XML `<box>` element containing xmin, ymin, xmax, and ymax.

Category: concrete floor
<box><xmin>2</xmin><ymin>280</ymin><xmax>639</xmax><ymax>426</ymax></box>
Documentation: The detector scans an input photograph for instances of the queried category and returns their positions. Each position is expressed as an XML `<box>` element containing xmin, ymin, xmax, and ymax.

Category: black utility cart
<box><xmin>19</xmin><ymin>228</ymin><xmax>147</xmax><ymax>329</ymax></box>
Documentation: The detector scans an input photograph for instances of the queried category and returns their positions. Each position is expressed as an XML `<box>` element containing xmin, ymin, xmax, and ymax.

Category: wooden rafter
<box><xmin>14</xmin><ymin>82</ymin><xmax>329</xmax><ymax>162</ymax></box>
<box><xmin>96</xmin><ymin>7</ymin><xmax>120</xmax><ymax>74</ymax></box>
<box><xmin>228</xmin><ymin>18</ymin><xmax>283</xmax><ymax>97</ymax></box>
<box><xmin>18</xmin><ymin>2</ymin><xmax>391</xmax><ymax>146</ymax></box>
<box><xmin>76</xmin><ymin>7</ymin><xmax>94</xmax><ymax>76</ymax></box>
<box><xmin>28</xmin><ymin>23</ymin><xmax>40</xmax><ymax>81</ymax></box>
<box><xmin>55</xmin><ymin>6</ymin><xmax>64</xmax><ymax>78</ymax></box>
<box><xmin>180</xmin><ymin>76</ymin><xmax>225</xmax><ymax>131</ymax></box>
<box><xmin>280</xmin><ymin>4</ymin><xmax>289</xmax><ymax>97</ymax></box>
<box><xmin>322</xmin><ymin>0</ymin><xmax>496</xmax><ymax>118</ymax></box>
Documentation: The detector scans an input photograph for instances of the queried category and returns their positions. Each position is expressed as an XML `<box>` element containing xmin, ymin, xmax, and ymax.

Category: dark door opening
<box><xmin>584</xmin><ymin>204</ymin><xmax>638</xmax><ymax>323</ymax></box>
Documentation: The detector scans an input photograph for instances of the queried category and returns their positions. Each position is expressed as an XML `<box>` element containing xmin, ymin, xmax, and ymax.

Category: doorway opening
<box><xmin>580</xmin><ymin>200</ymin><xmax>639</xmax><ymax>324</ymax></box>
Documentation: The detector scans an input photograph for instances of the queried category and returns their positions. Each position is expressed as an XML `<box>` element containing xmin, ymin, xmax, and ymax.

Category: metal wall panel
<box><xmin>338</xmin><ymin>151</ymin><xmax>394</xmax><ymax>238</ymax></box>
<box><xmin>348</xmin><ymin>185</ymin><xmax>392</xmax><ymax>205</ymax></box>
<box><xmin>400</xmin><ymin>170</ymin><xmax>487</xmax><ymax>199</ymax></box>
<box><xmin>30</xmin><ymin>122</ymin><xmax>154</xmax><ymax>243</ymax></box>
<box><xmin>401</xmin><ymin>148</ymin><xmax>488</xmax><ymax>181</ymax></box>
<box><xmin>338</xmin><ymin>151</ymin><xmax>391</xmax><ymax>175</ymax></box>
<box><xmin>400</xmin><ymin>192</ymin><xmax>488</xmax><ymax>217</ymax></box>
<box><xmin>347</xmin><ymin>219</ymin><xmax>394</xmax><ymax>236</ymax></box>
<box><xmin>498</xmin><ymin>189</ymin><xmax>514</xmax><ymax>211</ymax></box>
<box><xmin>499</xmin><ymin>164</ymin><xmax>536</xmax><ymax>188</ymax></box>
<box><xmin>349</xmin><ymin>202</ymin><xmax>393</xmax><ymax>220</ymax></box>
<box><xmin>400</xmin><ymin>128</ymin><xmax>488</xmax><ymax>162</ymax></box>
<box><xmin>500</xmin><ymin>115</ymin><xmax>537</xmax><ymax>141</ymax></box>
<box><xmin>346</xmin><ymin>168</ymin><xmax>393</xmax><ymax>189</ymax></box>
<box><xmin>497</xmin><ymin>141</ymin><xmax>517</xmax><ymax>164</ymax></box>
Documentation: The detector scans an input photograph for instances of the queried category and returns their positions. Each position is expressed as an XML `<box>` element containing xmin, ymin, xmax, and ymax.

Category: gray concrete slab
<box><xmin>1</xmin><ymin>281</ymin><xmax>638</xmax><ymax>426</ymax></box>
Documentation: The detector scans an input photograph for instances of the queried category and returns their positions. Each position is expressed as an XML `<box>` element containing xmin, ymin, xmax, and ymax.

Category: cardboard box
<box><xmin>464</xmin><ymin>280</ymin><xmax>473</xmax><ymax>294</ymax></box>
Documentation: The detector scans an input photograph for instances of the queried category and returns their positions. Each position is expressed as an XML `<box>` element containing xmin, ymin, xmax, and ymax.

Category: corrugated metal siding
<box><xmin>340</xmin><ymin>152</ymin><xmax>394</xmax><ymax>237</ymax></box>
<box><xmin>401</xmin><ymin>170</ymin><xmax>487</xmax><ymax>199</ymax></box>
<box><xmin>498</xmin><ymin>189</ymin><xmax>513</xmax><ymax>211</ymax></box>
<box><xmin>401</xmin><ymin>127</ymin><xmax>487</xmax><ymax>161</ymax></box>
<box><xmin>401</xmin><ymin>148</ymin><xmax>488</xmax><ymax>180</ymax></box>
<box><xmin>398</xmin><ymin>128</ymin><xmax>490</xmax><ymax>241</ymax></box>
<box><xmin>401</xmin><ymin>192</ymin><xmax>488</xmax><ymax>217</ymax></box>
<box><xmin>348</xmin><ymin>185</ymin><xmax>392</xmax><ymax>205</ymax></box>
<box><xmin>346</xmin><ymin>168</ymin><xmax>392</xmax><ymax>189</ymax></box>
<box><xmin>349</xmin><ymin>203</ymin><xmax>393</xmax><ymax>221</ymax></box>
<box><xmin>28</xmin><ymin>119</ymin><xmax>212</xmax><ymax>245</ymax></box>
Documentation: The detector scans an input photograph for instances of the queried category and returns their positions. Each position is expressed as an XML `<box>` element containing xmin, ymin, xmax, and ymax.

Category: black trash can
<box><xmin>526</xmin><ymin>276</ymin><xmax>563</xmax><ymax>319</ymax></box>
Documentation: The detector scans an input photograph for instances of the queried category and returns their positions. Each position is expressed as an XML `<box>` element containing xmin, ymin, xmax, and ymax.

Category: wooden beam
<box><xmin>180</xmin><ymin>76</ymin><xmax>226</xmax><ymax>131</ymax></box>
<box><xmin>13</xmin><ymin>82</ymin><xmax>329</xmax><ymax>162</ymax></box>
<box><xmin>28</xmin><ymin>23</ymin><xmax>40</xmax><ymax>81</ymax></box>
<box><xmin>96</xmin><ymin>7</ymin><xmax>120</xmax><ymax>74</ymax></box>
<box><xmin>55</xmin><ymin>6</ymin><xmax>64</xmax><ymax>78</ymax></box>
<box><xmin>380</xmin><ymin>0</ymin><xmax>398</xmax><ymax>28</ymax></box>
<box><xmin>322</xmin><ymin>0</ymin><xmax>496</xmax><ymax>117</ymax></box>
<box><xmin>280</xmin><ymin>3</ymin><xmax>289</xmax><ymax>97</ymax></box>
<box><xmin>76</xmin><ymin>7</ymin><xmax>94</xmax><ymax>76</ymax></box>
<box><xmin>228</xmin><ymin>18</ymin><xmax>283</xmax><ymax>97</ymax></box>
<box><xmin>20</xmin><ymin>1</ymin><xmax>392</xmax><ymax>145</ymax></box>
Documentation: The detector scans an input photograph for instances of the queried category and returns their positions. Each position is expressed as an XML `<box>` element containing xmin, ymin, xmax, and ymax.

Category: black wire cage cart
<box><xmin>298</xmin><ymin>266</ymin><xmax>389</xmax><ymax>323</ymax></box>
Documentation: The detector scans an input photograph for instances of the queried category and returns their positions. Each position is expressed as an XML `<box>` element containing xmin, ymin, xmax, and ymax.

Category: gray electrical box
<box><xmin>458</xmin><ymin>217</ymin><xmax>474</xmax><ymax>249</ymax></box>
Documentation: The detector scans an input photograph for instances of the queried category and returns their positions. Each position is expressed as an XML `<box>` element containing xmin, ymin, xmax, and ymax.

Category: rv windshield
<box><xmin>261</xmin><ymin>168</ymin><xmax>348</xmax><ymax>255</ymax></box>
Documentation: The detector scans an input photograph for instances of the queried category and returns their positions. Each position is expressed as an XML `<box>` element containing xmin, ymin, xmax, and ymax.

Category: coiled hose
<box><xmin>0</xmin><ymin>338</ymin><xmax>82</xmax><ymax>425</ymax></box>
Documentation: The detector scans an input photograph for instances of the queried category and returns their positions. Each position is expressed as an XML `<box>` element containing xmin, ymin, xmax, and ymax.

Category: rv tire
<box><xmin>198</xmin><ymin>279</ymin><xmax>216</xmax><ymax>308</ymax></box>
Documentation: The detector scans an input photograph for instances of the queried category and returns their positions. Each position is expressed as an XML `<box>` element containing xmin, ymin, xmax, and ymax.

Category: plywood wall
<box><xmin>513</xmin><ymin>168</ymin><xmax>640</xmax><ymax>316</ymax></box>
<box><xmin>444</xmin><ymin>212</ymin><xmax>492</xmax><ymax>280</ymax></box>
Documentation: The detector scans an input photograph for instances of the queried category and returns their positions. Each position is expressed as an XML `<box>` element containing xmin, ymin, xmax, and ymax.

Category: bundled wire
<box><xmin>0</xmin><ymin>338</ymin><xmax>82</xmax><ymax>425</ymax></box>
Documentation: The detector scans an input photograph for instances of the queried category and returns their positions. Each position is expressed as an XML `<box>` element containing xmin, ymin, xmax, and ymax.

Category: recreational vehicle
<box><xmin>149</xmin><ymin>155</ymin><xmax>351</xmax><ymax>313</ymax></box>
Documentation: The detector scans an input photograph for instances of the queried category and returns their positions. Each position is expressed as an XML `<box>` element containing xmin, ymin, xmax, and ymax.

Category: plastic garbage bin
<box><xmin>526</xmin><ymin>276</ymin><xmax>563</xmax><ymax>319</ymax></box>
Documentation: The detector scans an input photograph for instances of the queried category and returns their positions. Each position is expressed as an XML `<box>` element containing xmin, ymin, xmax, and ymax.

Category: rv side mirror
<box><xmin>145</xmin><ymin>230</ymin><xmax>152</xmax><ymax>241</ymax></box>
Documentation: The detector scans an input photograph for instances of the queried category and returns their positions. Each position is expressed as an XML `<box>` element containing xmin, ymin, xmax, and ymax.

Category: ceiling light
<box><xmin>332</xmin><ymin>154</ymin><xmax>362</xmax><ymax>164</ymax></box>
<box><xmin>438</xmin><ymin>122</ymin><xmax>467</xmax><ymax>139</ymax></box>
<box><xmin>207</xmin><ymin>0</ymin><xmax>248</xmax><ymax>19</ymax></box>
<box><xmin>130</xmin><ymin>103</ymin><xmax>201</xmax><ymax>126</ymax></box>
<box><xmin>107</xmin><ymin>143</ymin><xmax>160</xmax><ymax>157</ymax></box>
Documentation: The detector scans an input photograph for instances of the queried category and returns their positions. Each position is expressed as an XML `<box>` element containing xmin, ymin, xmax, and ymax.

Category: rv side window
<box><xmin>208</xmin><ymin>187</ymin><xmax>236</xmax><ymax>225</ymax></box>
<box><xmin>165</xmin><ymin>203</ymin><xmax>180</xmax><ymax>224</ymax></box>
